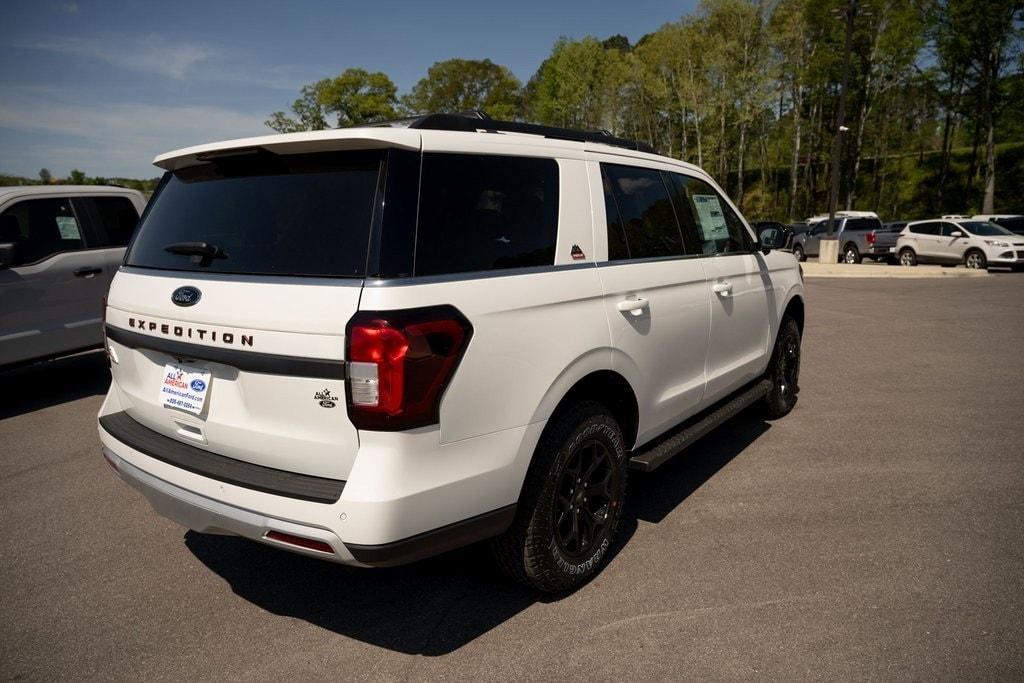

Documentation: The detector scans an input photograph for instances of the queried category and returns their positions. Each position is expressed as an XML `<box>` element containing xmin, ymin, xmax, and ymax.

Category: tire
<box><xmin>964</xmin><ymin>249</ymin><xmax>987</xmax><ymax>270</ymax></box>
<box><xmin>843</xmin><ymin>243</ymin><xmax>862</xmax><ymax>264</ymax></box>
<box><xmin>898</xmin><ymin>248</ymin><xmax>917</xmax><ymax>267</ymax></box>
<box><xmin>792</xmin><ymin>244</ymin><xmax>806</xmax><ymax>262</ymax></box>
<box><xmin>764</xmin><ymin>316</ymin><xmax>801</xmax><ymax>419</ymax></box>
<box><xmin>491</xmin><ymin>401</ymin><xmax>627</xmax><ymax>592</ymax></box>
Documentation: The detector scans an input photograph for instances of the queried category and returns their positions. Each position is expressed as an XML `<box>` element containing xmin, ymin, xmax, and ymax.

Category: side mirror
<box><xmin>758</xmin><ymin>227</ymin><xmax>788</xmax><ymax>254</ymax></box>
<box><xmin>950</xmin><ymin>231</ymin><xmax>963</xmax><ymax>238</ymax></box>
<box><xmin>0</xmin><ymin>242</ymin><xmax>16</xmax><ymax>268</ymax></box>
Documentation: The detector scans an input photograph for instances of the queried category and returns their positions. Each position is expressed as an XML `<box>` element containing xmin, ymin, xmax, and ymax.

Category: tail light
<box><xmin>345</xmin><ymin>305</ymin><xmax>472</xmax><ymax>431</ymax></box>
<box><xmin>867</xmin><ymin>230</ymin><xmax>876</xmax><ymax>246</ymax></box>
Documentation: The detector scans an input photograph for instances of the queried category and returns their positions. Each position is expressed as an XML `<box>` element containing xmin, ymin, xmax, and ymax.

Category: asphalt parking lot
<box><xmin>2</xmin><ymin>276</ymin><xmax>1023</xmax><ymax>680</ymax></box>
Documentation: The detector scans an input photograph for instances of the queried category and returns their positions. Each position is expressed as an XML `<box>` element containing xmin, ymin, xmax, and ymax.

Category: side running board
<box><xmin>628</xmin><ymin>378</ymin><xmax>773</xmax><ymax>472</ymax></box>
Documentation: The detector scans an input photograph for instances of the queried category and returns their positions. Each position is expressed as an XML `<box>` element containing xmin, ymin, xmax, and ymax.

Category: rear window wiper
<box><xmin>163</xmin><ymin>241</ymin><xmax>228</xmax><ymax>266</ymax></box>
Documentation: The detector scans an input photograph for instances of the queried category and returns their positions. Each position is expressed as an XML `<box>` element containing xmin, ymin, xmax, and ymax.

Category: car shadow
<box><xmin>0</xmin><ymin>350</ymin><xmax>110</xmax><ymax>420</ymax></box>
<box><xmin>184</xmin><ymin>408</ymin><xmax>771</xmax><ymax>655</ymax></box>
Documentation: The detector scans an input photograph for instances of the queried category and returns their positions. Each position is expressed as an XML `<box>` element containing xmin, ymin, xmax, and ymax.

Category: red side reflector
<box><xmin>265</xmin><ymin>530</ymin><xmax>335</xmax><ymax>554</ymax></box>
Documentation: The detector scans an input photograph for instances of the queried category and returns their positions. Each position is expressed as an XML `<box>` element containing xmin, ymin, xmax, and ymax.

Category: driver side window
<box><xmin>0</xmin><ymin>198</ymin><xmax>86</xmax><ymax>266</ymax></box>
<box><xmin>667</xmin><ymin>174</ymin><xmax>752</xmax><ymax>255</ymax></box>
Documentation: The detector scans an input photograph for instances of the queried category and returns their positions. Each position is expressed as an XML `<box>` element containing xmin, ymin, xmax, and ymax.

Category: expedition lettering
<box><xmin>127</xmin><ymin>317</ymin><xmax>254</xmax><ymax>347</ymax></box>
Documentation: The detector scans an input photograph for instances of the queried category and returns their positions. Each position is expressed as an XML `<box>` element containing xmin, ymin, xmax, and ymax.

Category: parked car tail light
<box><xmin>866</xmin><ymin>230</ymin><xmax>876</xmax><ymax>246</ymax></box>
<box><xmin>345</xmin><ymin>306</ymin><xmax>472</xmax><ymax>431</ymax></box>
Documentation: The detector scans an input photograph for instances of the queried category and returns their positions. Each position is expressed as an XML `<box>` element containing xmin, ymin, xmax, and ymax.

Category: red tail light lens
<box><xmin>867</xmin><ymin>230</ymin><xmax>876</xmax><ymax>246</ymax></box>
<box><xmin>345</xmin><ymin>305</ymin><xmax>472</xmax><ymax>431</ymax></box>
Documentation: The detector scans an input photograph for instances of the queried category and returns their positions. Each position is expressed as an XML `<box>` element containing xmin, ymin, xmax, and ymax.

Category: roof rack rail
<box><xmin>363</xmin><ymin>111</ymin><xmax>655</xmax><ymax>154</ymax></box>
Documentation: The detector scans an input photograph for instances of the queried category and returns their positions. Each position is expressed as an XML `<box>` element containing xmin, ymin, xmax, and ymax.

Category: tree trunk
<box><xmin>788</xmin><ymin>80</ymin><xmax>802</xmax><ymax>221</ymax></box>
<box><xmin>737</xmin><ymin>122</ymin><xmax>747</xmax><ymax>209</ymax></box>
<box><xmin>983</xmin><ymin>120</ymin><xmax>995</xmax><ymax>213</ymax></box>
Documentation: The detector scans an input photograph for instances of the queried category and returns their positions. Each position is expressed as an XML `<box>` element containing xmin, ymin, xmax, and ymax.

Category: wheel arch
<box><xmin>530</xmin><ymin>354</ymin><xmax>640</xmax><ymax>451</ymax></box>
<box><xmin>781</xmin><ymin>293</ymin><xmax>805</xmax><ymax>335</ymax></box>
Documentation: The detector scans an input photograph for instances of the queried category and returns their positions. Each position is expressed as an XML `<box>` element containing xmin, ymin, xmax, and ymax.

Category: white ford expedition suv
<box><xmin>97</xmin><ymin>113</ymin><xmax>805</xmax><ymax>592</ymax></box>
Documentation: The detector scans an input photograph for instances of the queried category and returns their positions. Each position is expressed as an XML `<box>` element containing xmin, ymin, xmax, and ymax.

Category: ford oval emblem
<box><xmin>171</xmin><ymin>286</ymin><xmax>201</xmax><ymax>307</ymax></box>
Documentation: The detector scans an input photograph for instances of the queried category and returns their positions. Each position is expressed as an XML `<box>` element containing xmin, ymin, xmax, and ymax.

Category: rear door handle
<box><xmin>712</xmin><ymin>281</ymin><xmax>733</xmax><ymax>297</ymax></box>
<box><xmin>73</xmin><ymin>266</ymin><xmax>102</xmax><ymax>278</ymax></box>
<box><xmin>616</xmin><ymin>297</ymin><xmax>649</xmax><ymax>316</ymax></box>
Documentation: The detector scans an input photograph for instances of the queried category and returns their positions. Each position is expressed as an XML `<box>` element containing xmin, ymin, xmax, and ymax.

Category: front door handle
<box><xmin>712</xmin><ymin>281</ymin><xmax>733</xmax><ymax>297</ymax></box>
<box><xmin>616</xmin><ymin>297</ymin><xmax>649</xmax><ymax>316</ymax></box>
<box><xmin>73</xmin><ymin>266</ymin><xmax>103</xmax><ymax>278</ymax></box>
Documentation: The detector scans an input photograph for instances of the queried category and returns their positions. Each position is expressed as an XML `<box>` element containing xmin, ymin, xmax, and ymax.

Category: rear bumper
<box><xmin>98</xmin><ymin>390</ymin><xmax>538</xmax><ymax>567</ymax></box>
<box><xmin>103</xmin><ymin>446</ymin><xmax>357</xmax><ymax>563</ymax></box>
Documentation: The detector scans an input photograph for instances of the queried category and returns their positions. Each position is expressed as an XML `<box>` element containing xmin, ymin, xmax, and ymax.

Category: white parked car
<box><xmin>0</xmin><ymin>185</ymin><xmax>146</xmax><ymax>368</ymax></box>
<box><xmin>96</xmin><ymin>113</ymin><xmax>805</xmax><ymax>591</ymax></box>
<box><xmin>896</xmin><ymin>218</ymin><xmax>1024</xmax><ymax>270</ymax></box>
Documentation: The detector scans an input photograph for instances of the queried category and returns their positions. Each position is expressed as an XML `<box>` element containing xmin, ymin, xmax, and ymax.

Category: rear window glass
<box><xmin>414</xmin><ymin>153</ymin><xmax>558</xmax><ymax>276</ymax></box>
<box><xmin>125</xmin><ymin>151</ymin><xmax>382</xmax><ymax>277</ymax></box>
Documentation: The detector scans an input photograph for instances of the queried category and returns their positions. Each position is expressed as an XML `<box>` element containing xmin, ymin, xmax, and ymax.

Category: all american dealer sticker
<box><xmin>159</xmin><ymin>363</ymin><xmax>212</xmax><ymax>415</ymax></box>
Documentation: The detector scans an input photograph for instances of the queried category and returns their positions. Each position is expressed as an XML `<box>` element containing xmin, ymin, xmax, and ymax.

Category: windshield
<box><xmin>125</xmin><ymin>150</ymin><xmax>382</xmax><ymax>277</ymax></box>
<box><xmin>959</xmin><ymin>221</ymin><xmax>1014</xmax><ymax>237</ymax></box>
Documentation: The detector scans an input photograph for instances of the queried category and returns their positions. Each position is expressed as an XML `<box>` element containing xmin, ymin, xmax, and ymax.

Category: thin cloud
<box><xmin>24</xmin><ymin>34</ymin><xmax>214</xmax><ymax>80</ymax></box>
<box><xmin>51</xmin><ymin>2</ymin><xmax>79</xmax><ymax>13</ymax></box>
<box><xmin>0</xmin><ymin>88</ymin><xmax>269</xmax><ymax>177</ymax></box>
<box><xmin>17</xmin><ymin>33</ymin><xmax>312</xmax><ymax>89</ymax></box>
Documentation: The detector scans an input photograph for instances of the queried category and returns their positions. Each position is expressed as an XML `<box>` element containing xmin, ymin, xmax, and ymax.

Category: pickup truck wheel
<box><xmin>843</xmin><ymin>244</ymin><xmax>862</xmax><ymax>264</ymax></box>
<box><xmin>491</xmin><ymin>401</ymin><xmax>627</xmax><ymax>592</ymax></box>
<box><xmin>964</xmin><ymin>250</ymin><xmax>987</xmax><ymax>270</ymax></box>
<box><xmin>764</xmin><ymin>317</ymin><xmax>801</xmax><ymax>419</ymax></box>
<box><xmin>792</xmin><ymin>244</ymin><xmax>806</xmax><ymax>262</ymax></box>
<box><xmin>899</xmin><ymin>248</ymin><xmax>917</xmax><ymax>267</ymax></box>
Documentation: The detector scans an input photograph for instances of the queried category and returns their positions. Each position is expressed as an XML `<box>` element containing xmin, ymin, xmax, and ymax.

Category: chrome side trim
<box><xmin>364</xmin><ymin>261</ymin><xmax>597</xmax><ymax>287</ymax></box>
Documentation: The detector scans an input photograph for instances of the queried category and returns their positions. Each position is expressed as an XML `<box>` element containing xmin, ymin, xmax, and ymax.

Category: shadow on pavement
<box><xmin>185</xmin><ymin>409</ymin><xmax>771</xmax><ymax>655</ymax></box>
<box><xmin>0</xmin><ymin>350</ymin><xmax>110</xmax><ymax>420</ymax></box>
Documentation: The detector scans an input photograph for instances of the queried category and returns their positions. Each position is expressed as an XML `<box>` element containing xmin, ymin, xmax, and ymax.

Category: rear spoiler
<box><xmin>153</xmin><ymin>128</ymin><xmax>421</xmax><ymax>172</ymax></box>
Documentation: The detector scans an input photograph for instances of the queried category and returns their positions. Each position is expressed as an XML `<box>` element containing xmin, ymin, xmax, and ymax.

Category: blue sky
<box><xmin>0</xmin><ymin>0</ymin><xmax>698</xmax><ymax>179</ymax></box>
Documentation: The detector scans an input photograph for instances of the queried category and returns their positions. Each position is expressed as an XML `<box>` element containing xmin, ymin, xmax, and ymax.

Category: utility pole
<box><xmin>823</xmin><ymin>0</ymin><xmax>857</xmax><ymax>259</ymax></box>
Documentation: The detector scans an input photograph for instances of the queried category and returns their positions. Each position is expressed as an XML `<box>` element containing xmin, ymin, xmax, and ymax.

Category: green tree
<box><xmin>38</xmin><ymin>168</ymin><xmax>52</xmax><ymax>184</ymax></box>
<box><xmin>931</xmin><ymin>0</ymin><xmax>1022</xmax><ymax>212</ymax></box>
<box><xmin>69</xmin><ymin>169</ymin><xmax>86</xmax><ymax>184</ymax></box>
<box><xmin>402</xmin><ymin>59</ymin><xmax>522</xmax><ymax>119</ymax></box>
<box><xmin>266</xmin><ymin>68</ymin><xmax>399</xmax><ymax>132</ymax></box>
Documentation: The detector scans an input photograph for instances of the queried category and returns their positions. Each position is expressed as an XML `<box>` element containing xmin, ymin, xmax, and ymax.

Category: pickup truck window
<box><xmin>87</xmin><ymin>196</ymin><xmax>140</xmax><ymax>247</ymax></box>
<box><xmin>0</xmin><ymin>198</ymin><xmax>86</xmax><ymax>266</ymax></box>
<box><xmin>601</xmin><ymin>164</ymin><xmax>685</xmax><ymax>261</ymax></box>
<box><xmin>844</xmin><ymin>217</ymin><xmax>882</xmax><ymax>231</ymax></box>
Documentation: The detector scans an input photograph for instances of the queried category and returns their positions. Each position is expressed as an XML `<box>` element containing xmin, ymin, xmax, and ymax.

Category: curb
<box><xmin>801</xmin><ymin>263</ymin><xmax>989</xmax><ymax>279</ymax></box>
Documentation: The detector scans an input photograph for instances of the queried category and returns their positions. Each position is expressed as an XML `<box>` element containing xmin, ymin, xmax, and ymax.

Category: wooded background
<box><xmin>266</xmin><ymin>0</ymin><xmax>1024</xmax><ymax>222</ymax></box>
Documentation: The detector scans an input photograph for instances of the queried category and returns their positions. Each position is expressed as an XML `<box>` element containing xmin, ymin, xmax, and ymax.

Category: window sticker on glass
<box><xmin>55</xmin><ymin>215</ymin><xmax>81</xmax><ymax>240</ymax></box>
<box><xmin>692</xmin><ymin>194</ymin><xmax>729</xmax><ymax>241</ymax></box>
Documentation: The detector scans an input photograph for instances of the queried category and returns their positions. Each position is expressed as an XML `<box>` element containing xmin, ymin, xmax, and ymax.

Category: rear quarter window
<box><xmin>413</xmin><ymin>153</ymin><xmax>559</xmax><ymax>276</ymax></box>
